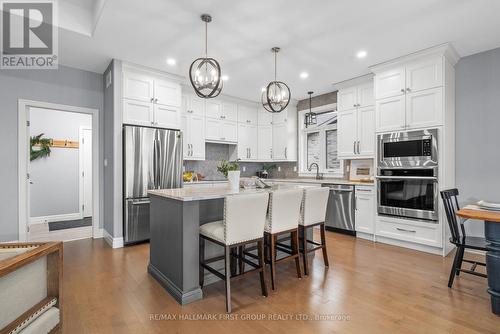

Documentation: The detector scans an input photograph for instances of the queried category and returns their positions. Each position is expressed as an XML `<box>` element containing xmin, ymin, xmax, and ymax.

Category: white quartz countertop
<box><xmin>148</xmin><ymin>184</ymin><xmax>315</xmax><ymax>202</ymax></box>
<box><xmin>267</xmin><ymin>178</ymin><xmax>374</xmax><ymax>186</ymax></box>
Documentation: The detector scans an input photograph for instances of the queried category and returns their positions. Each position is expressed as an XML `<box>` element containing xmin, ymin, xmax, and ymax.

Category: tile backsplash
<box><xmin>183</xmin><ymin>143</ymin><xmax>298</xmax><ymax>180</ymax></box>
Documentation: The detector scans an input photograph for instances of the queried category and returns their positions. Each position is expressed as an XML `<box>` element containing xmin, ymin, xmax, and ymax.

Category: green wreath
<box><xmin>30</xmin><ymin>134</ymin><xmax>52</xmax><ymax>161</ymax></box>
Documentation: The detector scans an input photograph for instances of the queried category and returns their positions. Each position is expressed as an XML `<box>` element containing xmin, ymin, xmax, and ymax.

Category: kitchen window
<box><xmin>298</xmin><ymin>107</ymin><xmax>343</xmax><ymax>177</ymax></box>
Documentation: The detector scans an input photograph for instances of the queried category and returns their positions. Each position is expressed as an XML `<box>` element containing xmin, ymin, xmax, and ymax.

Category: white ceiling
<box><xmin>57</xmin><ymin>0</ymin><xmax>500</xmax><ymax>101</ymax></box>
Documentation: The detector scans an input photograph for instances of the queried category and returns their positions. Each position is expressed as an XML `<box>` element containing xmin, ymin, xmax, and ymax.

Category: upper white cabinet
<box><xmin>238</xmin><ymin>105</ymin><xmax>258</xmax><ymax>124</ymax></box>
<box><xmin>337</xmin><ymin>81</ymin><xmax>375</xmax><ymax>159</ymax></box>
<box><xmin>222</xmin><ymin>102</ymin><xmax>238</xmax><ymax>122</ymax></box>
<box><xmin>258</xmin><ymin>125</ymin><xmax>273</xmax><ymax>160</ymax></box>
<box><xmin>270</xmin><ymin>107</ymin><xmax>297</xmax><ymax>161</ymax></box>
<box><xmin>204</xmin><ymin>100</ymin><xmax>238</xmax><ymax>143</ymax></box>
<box><xmin>122</xmin><ymin>68</ymin><xmax>181</xmax><ymax>129</ymax></box>
<box><xmin>205</xmin><ymin>100</ymin><xmax>223</xmax><ymax>119</ymax></box>
<box><xmin>371</xmin><ymin>50</ymin><xmax>454</xmax><ymax>132</ymax></box>
<box><xmin>237</xmin><ymin>123</ymin><xmax>258</xmax><ymax>160</ymax></box>
<box><xmin>258</xmin><ymin>107</ymin><xmax>273</xmax><ymax>126</ymax></box>
<box><xmin>182</xmin><ymin>94</ymin><xmax>205</xmax><ymax>160</ymax></box>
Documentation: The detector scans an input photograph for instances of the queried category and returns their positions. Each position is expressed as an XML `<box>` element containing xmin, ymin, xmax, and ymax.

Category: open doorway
<box><xmin>18</xmin><ymin>100</ymin><xmax>100</xmax><ymax>242</ymax></box>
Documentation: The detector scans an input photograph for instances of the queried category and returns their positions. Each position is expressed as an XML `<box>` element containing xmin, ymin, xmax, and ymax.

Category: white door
<box><xmin>357</xmin><ymin>106</ymin><xmax>375</xmax><ymax>157</ymax></box>
<box><xmin>205</xmin><ymin>100</ymin><xmax>222</xmax><ymax>119</ymax></box>
<box><xmin>357</xmin><ymin>83</ymin><xmax>375</xmax><ymax>108</ymax></box>
<box><xmin>405</xmin><ymin>87</ymin><xmax>443</xmax><ymax>129</ymax></box>
<box><xmin>374</xmin><ymin>67</ymin><xmax>405</xmax><ymax>99</ymax></box>
<box><xmin>123</xmin><ymin>72</ymin><xmax>154</xmax><ymax>102</ymax></box>
<box><xmin>221</xmin><ymin>121</ymin><xmax>238</xmax><ymax>142</ymax></box>
<box><xmin>355</xmin><ymin>190</ymin><xmax>375</xmax><ymax>234</ymax></box>
<box><xmin>81</xmin><ymin>128</ymin><xmax>93</xmax><ymax>217</ymax></box>
<box><xmin>154</xmin><ymin>104</ymin><xmax>181</xmax><ymax>129</ymax></box>
<box><xmin>222</xmin><ymin>102</ymin><xmax>238</xmax><ymax>122</ymax></box>
<box><xmin>375</xmin><ymin>95</ymin><xmax>406</xmax><ymax>132</ymax></box>
<box><xmin>272</xmin><ymin>122</ymin><xmax>287</xmax><ymax>160</ymax></box>
<box><xmin>258</xmin><ymin>125</ymin><xmax>273</xmax><ymax>160</ymax></box>
<box><xmin>337</xmin><ymin>109</ymin><xmax>357</xmax><ymax>158</ymax></box>
<box><xmin>123</xmin><ymin>99</ymin><xmax>153</xmax><ymax>126</ymax></box>
<box><xmin>154</xmin><ymin>79</ymin><xmax>181</xmax><ymax>107</ymax></box>
<box><xmin>205</xmin><ymin>118</ymin><xmax>221</xmax><ymax>141</ymax></box>
<box><xmin>258</xmin><ymin>107</ymin><xmax>273</xmax><ymax>125</ymax></box>
<box><xmin>337</xmin><ymin>86</ymin><xmax>358</xmax><ymax>111</ymax></box>
<box><xmin>405</xmin><ymin>57</ymin><xmax>443</xmax><ymax>93</ymax></box>
<box><xmin>190</xmin><ymin>115</ymin><xmax>206</xmax><ymax>159</ymax></box>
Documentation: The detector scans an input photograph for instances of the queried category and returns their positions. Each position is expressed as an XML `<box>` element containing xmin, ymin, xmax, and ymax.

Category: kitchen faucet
<box><xmin>308</xmin><ymin>162</ymin><xmax>323</xmax><ymax>180</ymax></box>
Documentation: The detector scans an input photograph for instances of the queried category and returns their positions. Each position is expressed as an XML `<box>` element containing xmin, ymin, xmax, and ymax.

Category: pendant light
<box><xmin>189</xmin><ymin>14</ymin><xmax>223</xmax><ymax>98</ymax></box>
<box><xmin>261</xmin><ymin>47</ymin><xmax>291</xmax><ymax>113</ymax></box>
<box><xmin>304</xmin><ymin>91</ymin><xmax>317</xmax><ymax>127</ymax></box>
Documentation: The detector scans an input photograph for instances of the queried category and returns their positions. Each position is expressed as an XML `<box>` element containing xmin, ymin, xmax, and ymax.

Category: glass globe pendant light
<box><xmin>304</xmin><ymin>91</ymin><xmax>317</xmax><ymax>127</ymax></box>
<box><xmin>261</xmin><ymin>47</ymin><xmax>291</xmax><ymax>113</ymax></box>
<box><xmin>189</xmin><ymin>14</ymin><xmax>223</xmax><ymax>98</ymax></box>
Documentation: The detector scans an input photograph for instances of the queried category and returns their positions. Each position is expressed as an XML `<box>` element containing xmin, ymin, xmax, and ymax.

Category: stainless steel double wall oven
<box><xmin>376</xmin><ymin>129</ymin><xmax>439</xmax><ymax>221</ymax></box>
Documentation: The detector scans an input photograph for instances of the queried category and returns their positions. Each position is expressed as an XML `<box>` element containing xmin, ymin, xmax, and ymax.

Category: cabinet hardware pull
<box><xmin>285</xmin><ymin>147</ymin><xmax>287</xmax><ymax>159</ymax></box>
<box><xmin>353</xmin><ymin>141</ymin><xmax>356</xmax><ymax>154</ymax></box>
<box><xmin>357</xmin><ymin>141</ymin><xmax>360</xmax><ymax>154</ymax></box>
<box><xmin>400</xmin><ymin>88</ymin><xmax>405</xmax><ymax>93</ymax></box>
<box><xmin>155</xmin><ymin>98</ymin><xmax>158</xmax><ymax>103</ymax></box>
<box><xmin>406</xmin><ymin>88</ymin><xmax>411</xmax><ymax>92</ymax></box>
<box><xmin>396</xmin><ymin>228</ymin><xmax>416</xmax><ymax>233</ymax></box>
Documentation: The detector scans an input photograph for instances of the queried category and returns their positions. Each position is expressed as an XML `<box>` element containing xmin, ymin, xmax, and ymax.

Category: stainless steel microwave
<box><xmin>377</xmin><ymin>129</ymin><xmax>438</xmax><ymax>169</ymax></box>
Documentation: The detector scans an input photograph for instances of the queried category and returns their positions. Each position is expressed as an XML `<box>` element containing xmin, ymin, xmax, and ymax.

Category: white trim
<box><xmin>28</xmin><ymin>225</ymin><xmax>93</xmax><ymax>243</ymax></box>
<box><xmin>104</xmin><ymin>230</ymin><xmax>124</xmax><ymax>248</ymax></box>
<box><xmin>79</xmin><ymin>126</ymin><xmax>93</xmax><ymax>218</ymax></box>
<box><xmin>18</xmin><ymin>99</ymin><xmax>101</xmax><ymax>241</ymax></box>
<box><xmin>30</xmin><ymin>212</ymin><xmax>82</xmax><ymax>224</ymax></box>
<box><xmin>93</xmin><ymin>228</ymin><xmax>103</xmax><ymax>239</ymax></box>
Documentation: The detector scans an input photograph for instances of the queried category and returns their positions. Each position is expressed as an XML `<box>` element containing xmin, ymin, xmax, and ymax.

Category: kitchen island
<box><xmin>147</xmin><ymin>183</ymin><xmax>314</xmax><ymax>305</ymax></box>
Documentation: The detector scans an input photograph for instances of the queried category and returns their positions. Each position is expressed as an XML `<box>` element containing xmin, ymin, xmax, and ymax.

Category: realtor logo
<box><xmin>1</xmin><ymin>0</ymin><xmax>58</xmax><ymax>69</ymax></box>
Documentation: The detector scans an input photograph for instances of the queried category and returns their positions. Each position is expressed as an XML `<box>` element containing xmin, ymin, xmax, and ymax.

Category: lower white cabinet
<box><xmin>181</xmin><ymin>112</ymin><xmax>205</xmax><ymax>160</ymax></box>
<box><xmin>205</xmin><ymin>119</ymin><xmax>237</xmax><ymax>143</ymax></box>
<box><xmin>355</xmin><ymin>186</ymin><xmax>375</xmax><ymax>235</ymax></box>
<box><xmin>376</xmin><ymin>215</ymin><xmax>441</xmax><ymax>247</ymax></box>
<box><xmin>237</xmin><ymin>123</ymin><xmax>258</xmax><ymax>160</ymax></box>
<box><xmin>258</xmin><ymin>125</ymin><xmax>273</xmax><ymax>160</ymax></box>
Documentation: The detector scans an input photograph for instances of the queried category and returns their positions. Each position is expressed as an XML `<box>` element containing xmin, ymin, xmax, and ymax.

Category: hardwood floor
<box><xmin>62</xmin><ymin>231</ymin><xmax>498</xmax><ymax>334</ymax></box>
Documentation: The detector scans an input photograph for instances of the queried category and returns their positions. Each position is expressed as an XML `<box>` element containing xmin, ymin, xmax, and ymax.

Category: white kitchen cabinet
<box><xmin>405</xmin><ymin>57</ymin><xmax>443</xmax><ymax>93</ymax></box>
<box><xmin>272</xmin><ymin>122</ymin><xmax>287</xmax><ymax>160</ymax></box>
<box><xmin>182</xmin><ymin>94</ymin><xmax>205</xmax><ymax>117</ymax></box>
<box><xmin>375</xmin><ymin>95</ymin><xmax>406</xmax><ymax>132</ymax></box>
<box><xmin>357</xmin><ymin>106</ymin><xmax>375</xmax><ymax>156</ymax></box>
<box><xmin>222</xmin><ymin>102</ymin><xmax>238</xmax><ymax>122</ymax></box>
<box><xmin>338</xmin><ymin>106</ymin><xmax>375</xmax><ymax>159</ymax></box>
<box><xmin>374</xmin><ymin>67</ymin><xmax>405</xmax><ymax>100</ymax></box>
<box><xmin>205</xmin><ymin>118</ymin><xmax>221</xmax><ymax>141</ymax></box>
<box><xmin>123</xmin><ymin>99</ymin><xmax>154</xmax><ymax>126</ymax></box>
<box><xmin>357</xmin><ymin>82</ymin><xmax>375</xmax><ymax>108</ymax></box>
<box><xmin>222</xmin><ymin>121</ymin><xmax>238</xmax><ymax>142</ymax></box>
<box><xmin>337</xmin><ymin>86</ymin><xmax>358</xmax><ymax>111</ymax></box>
<box><xmin>237</xmin><ymin>123</ymin><xmax>258</xmax><ymax>160</ymax></box>
<box><xmin>405</xmin><ymin>87</ymin><xmax>443</xmax><ymax>130</ymax></box>
<box><xmin>205</xmin><ymin>100</ymin><xmax>223</xmax><ymax>119</ymax></box>
<box><xmin>154</xmin><ymin>79</ymin><xmax>181</xmax><ymax>107</ymax></box>
<box><xmin>206</xmin><ymin>118</ymin><xmax>237</xmax><ymax>143</ymax></box>
<box><xmin>337</xmin><ymin>109</ymin><xmax>357</xmax><ymax>157</ymax></box>
<box><xmin>272</xmin><ymin>109</ymin><xmax>288</xmax><ymax>124</ymax></box>
<box><xmin>181</xmin><ymin>113</ymin><xmax>205</xmax><ymax>160</ymax></box>
<box><xmin>154</xmin><ymin>104</ymin><xmax>181</xmax><ymax>129</ymax></box>
<box><xmin>258</xmin><ymin>107</ymin><xmax>273</xmax><ymax>126</ymax></box>
<box><xmin>355</xmin><ymin>186</ymin><xmax>375</xmax><ymax>235</ymax></box>
<box><xmin>123</xmin><ymin>72</ymin><xmax>154</xmax><ymax>103</ymax></box>
<box><xmin>238</xmin><ymin>105</ymin><xmax>258</xmax><ymax>124</ymax></box>
<box><xmin>258</xmin><ymin>125</ymin><xmax>273</xmax><ymax>160</ymax></box>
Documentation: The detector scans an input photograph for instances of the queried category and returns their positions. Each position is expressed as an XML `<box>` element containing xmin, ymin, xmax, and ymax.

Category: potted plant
<box><xmin>217</xmin><ymin>159</ymin><xmax>240</xmax><ymax>190</ymax></box>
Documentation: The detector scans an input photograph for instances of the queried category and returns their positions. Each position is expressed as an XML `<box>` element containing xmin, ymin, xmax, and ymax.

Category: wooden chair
<box><xmin>0</xmin><ymin>242</ymin><xmax>63</xmax><ymax>334</ymax></box>
<box><xmin>440</xmin><ymin>189</ymin><xmax>487</xmax><ymax>287</ymax></box>
<box><xmin>199</xmin><ymin>192</ymin><xmax>269</xmax><ymax>313</ymax></box>
<box><xmin>263</xmin><ymin>188</ymin><xmax>303</xmax><ymax>290</ymax></box>
<box><xmin>299</xmin><ymin>187</ymin><xmax>330</xmax><ymax>276</ymax></box>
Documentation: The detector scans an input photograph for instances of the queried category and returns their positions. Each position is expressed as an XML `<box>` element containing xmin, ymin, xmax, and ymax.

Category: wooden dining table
<box><xmin>456</xmin><ymin>207</ymin><xmax>500</xmax><ymax>315</ymax></box>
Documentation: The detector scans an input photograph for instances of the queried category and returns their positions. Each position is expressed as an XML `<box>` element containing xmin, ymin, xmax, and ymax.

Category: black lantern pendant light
<box><xmin>304</xmin><ymin>91</ymin><xmax>317</xmax><ymax>127</ymax></box>
<box><xmin>261</xmin><ymin>47</ymin><xmax>291</xmax><ymax>113</ymax></box>
<box><xmin>189</xmin><ymin>14</ymin><xmax>223</xmax><ymax>98</ymax></box>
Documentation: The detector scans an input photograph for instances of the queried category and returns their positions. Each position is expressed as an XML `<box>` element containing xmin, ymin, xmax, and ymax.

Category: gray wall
<box><xmin>456</xmin><ymin>47</ymin><xmax>500</xmax><ymax>237</ymax></box>
<box><xmin>0</xmin><ymin>65</ymin><xmax>103</xmax><ymax>242</ymax></box>
<box><xmin>30</xmin><ymin>108</ymin><xmax>91</xmax><ymax>217</ymax></box>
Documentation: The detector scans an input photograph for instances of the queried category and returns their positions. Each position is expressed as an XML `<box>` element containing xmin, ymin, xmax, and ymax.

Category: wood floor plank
<box><xmin>61</xmin><ymin>231</ymin><xmax>499</xmax><ymax>333</ymax></box>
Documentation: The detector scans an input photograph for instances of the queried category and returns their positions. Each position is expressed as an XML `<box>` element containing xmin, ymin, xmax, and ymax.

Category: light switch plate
<box><xmin>293</xmin><ymin>166</ymin><xmax>297</xmax><ymax>172</ymax></box>
<box><xmin>242</xmin><ymin>166</ymin><xmax>246</xmax><ymax>172</ymax></box>
<box><xmin>278</xmin><ymin>166</ymin><xmax>281</xmax><ymax>172</ymax></box>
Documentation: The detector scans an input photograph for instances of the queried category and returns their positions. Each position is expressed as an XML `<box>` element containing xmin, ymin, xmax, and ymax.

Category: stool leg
<box><xmin>270</xmin><ymin>233</ymin><xmax>277</xmax><ymax>290</ymax></box>
<box><xmin>292</xmin><ymin>230</ymin><xmax>302</xmax><ymax>278</ymax></box>
<box><xmin>320</xmin><ymin>223</ymin><xmax>329</xmax><ymax>267</ymax></box>
<box><xmin>257</xmin><ymin>240</ymin><xmax>268</xmax><ymax>297</ymax></box>
<box><xmin>301</xmin><ymin>226</ymin><xmax>309</xmax><ymax>276</ymax></box>
<box><xmin>199</xmin><ymin>236</ymin><xmax>205</xmax><ymax>288</ymax></box>
<box><xmin>224</xmin><ymin>246</ymin><xmax>232</xmax><ymax>313</ymax></box>
<box><xmin>238</xmin><ymin>245</ymin><xmax>245</xmax><ymax>275</ymax></box>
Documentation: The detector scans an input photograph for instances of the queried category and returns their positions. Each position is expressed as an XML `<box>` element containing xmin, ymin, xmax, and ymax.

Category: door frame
<box><xmin>18</xmin><ymin>99</ymin><xmax>101</xmax><ymax>241</ymax></box>
<box><xmin>79</xmin><ymin>126</ymin><xmax>93</xmax><ymax>218</ymax></box>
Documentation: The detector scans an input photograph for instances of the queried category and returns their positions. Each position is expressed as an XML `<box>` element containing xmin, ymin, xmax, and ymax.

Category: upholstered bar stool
<box><xmin>199</xmin><ymin>192</ymin><xmax>269</xmax><ymax>313</ymax></box>
<box><xmin>299</xmin><ymin>187</ymin><xmax>330</xmax><ymax>276</ymax></box>
<box><xmin>263</xmin><ymin>188</ymin><xmax>304</xmax><ymax>290</ymax></box>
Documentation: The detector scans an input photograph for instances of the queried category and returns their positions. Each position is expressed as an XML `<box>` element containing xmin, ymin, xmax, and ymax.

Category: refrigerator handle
<box><xmin>153</xmin><ymin>138</ymin><xmax>158</xmax><ymax>189</ymax></box>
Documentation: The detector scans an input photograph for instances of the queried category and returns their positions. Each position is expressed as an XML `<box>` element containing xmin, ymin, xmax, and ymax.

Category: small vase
<box><xmin>227</xmin><ymin>171</ymin><xmax>240</xmax><ymax>191</ymax></box>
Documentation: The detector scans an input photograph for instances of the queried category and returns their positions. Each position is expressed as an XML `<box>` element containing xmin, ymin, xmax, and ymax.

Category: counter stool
<box><xmin>299</xmin><ymin>187</ymin><xmax>330</xmax><ymax>276</ymax></box>
<box><xmin>199</xmin><ymin>192</ymin><xmax>269</xmax><ymax>313</ymax></box>
<box><xmin>263</xmin><ymin>188</ymin><xmax>304</xmax><ymax>290</ymax></box>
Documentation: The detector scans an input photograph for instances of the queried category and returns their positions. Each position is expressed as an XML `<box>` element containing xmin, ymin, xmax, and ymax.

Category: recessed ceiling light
<box><xmin>356</xmin><ymin>50</ymin><xmax>367</xmax><ymax>59</ymax></box>
<box><xmin>300</xmin><ymin>72</ymin><xmax>309</xmax><ymax>79</ymax></box>
<box><xmin>221</xmin><ymin>75</ymin><xmax>229</xmax><ymax>81</ymax></box>
<box><xmin>166</xmin><ymin>58</ymin><xmax>176</xmax><ymax>66</ymax></box>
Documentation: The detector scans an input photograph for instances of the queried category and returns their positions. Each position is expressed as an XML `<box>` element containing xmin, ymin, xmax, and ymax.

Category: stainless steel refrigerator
<box><xmin>123</xmin><ymin>125</ymin><xmax>182</xmax><ymax>245</ymax></box>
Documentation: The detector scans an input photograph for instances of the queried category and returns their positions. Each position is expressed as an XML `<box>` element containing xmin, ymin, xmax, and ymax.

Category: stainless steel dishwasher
<box><xmin>322</xmin><ymin>184</ymin><xmax>355</xmax><ymax>235</ymax></box>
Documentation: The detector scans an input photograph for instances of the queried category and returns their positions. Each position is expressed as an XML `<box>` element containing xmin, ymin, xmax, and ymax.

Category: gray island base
<box><xmin>147</xmin><ymin>185</ymin><xmax>314</xmax><ymax>305</ymax></box>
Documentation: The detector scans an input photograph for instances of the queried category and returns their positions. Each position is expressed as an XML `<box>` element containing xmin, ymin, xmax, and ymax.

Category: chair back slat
<box><xmin>440</xmin><ymin>189</ymin><xmax>464</xmax><ymax>244</ymax></box>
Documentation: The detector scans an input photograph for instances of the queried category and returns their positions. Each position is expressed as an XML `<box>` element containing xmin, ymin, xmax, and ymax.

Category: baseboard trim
<box><xmin>93</xmin><ymin>228</ymin><xmax>103</xmax><ymax>239</ymax></box>
<box><xmin>30</xmin><ymin>212</ymin><xmax>83</xmax><ymax>224</ymax></box>
<box><xmin>148</xmin><ymin>262</ymin><xmax>202</xmax><ymax>305</ymax></box>
<box><xmin>103</xmin><ymin>230</ymin><xmax>124</xmax><ymax>248</ymax></box>
<box><xmin>375</xmin><ymin>235</ymin><xmax>443</xmax><ymax>256</ymax></box>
